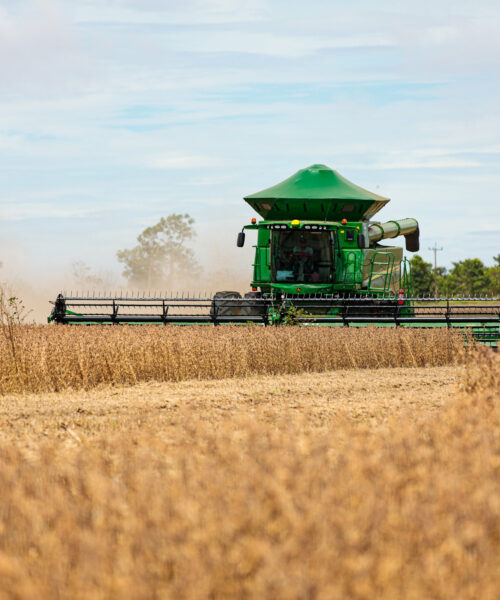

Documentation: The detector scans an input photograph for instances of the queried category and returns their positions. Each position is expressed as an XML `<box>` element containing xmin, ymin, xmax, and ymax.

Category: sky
<box><xmin>1</xmin><ymin>0</ymin><xmax>499</xmax><ymax>297</ymax></box>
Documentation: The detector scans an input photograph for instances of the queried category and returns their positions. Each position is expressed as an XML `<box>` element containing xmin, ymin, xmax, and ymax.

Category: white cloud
<box><xmin>363</xmin><ymin>159</ymin><xmax>482</xmax><ymax>170</ymax></box>
<box><xmin>166</xmin><ymin>30</ymin><xmax>395</xmax><ymax>58</ymax></box>
<box><xmin>413</xmin><ymin>146</ymin><xmax>500</xmax><ymax>157</ymax></box>
<box><xmin>0</xmin><ymin>0</ymin><xmax>94</xmax><ymax>101</ymax></box>
<box><xmin>0</xmin><ymin>200</ymin><xmax>105</xmax><ymax>221</ymax></box>
<box><xmin>422</xmin><ymin>25</ymin><xmax>459</xmax><ymax>45</ymax></box>
<box><xmin>72</xmin><ymin>0</ymin><xmax>266</xmax><ymax>25</ymax></box>
<box><xmin>147</xmin><ymin>155</ymin><xmax>224</xmax><ymax>169</ymax></box>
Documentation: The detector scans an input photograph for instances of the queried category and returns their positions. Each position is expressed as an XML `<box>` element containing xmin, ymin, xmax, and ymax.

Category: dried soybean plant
<box><xmin>0</xmin><ymin>325</ymin><xmax>465</xmax><ymax>394</ymax></box>
<box><xmin>0</xmin><ymin>288</ymin><xmax>31</xmax><ymax>376</ymax></box>
<box><xmin>0</xmin><ymin>350</ymin><xmax>497</xmax><ymax>599</ymax></box>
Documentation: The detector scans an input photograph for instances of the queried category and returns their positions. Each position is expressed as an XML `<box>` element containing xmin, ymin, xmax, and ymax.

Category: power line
<box><xmin>428</xmin><ymin>243</ymin><xmax>443</xmax><ymax>297</ymax></box>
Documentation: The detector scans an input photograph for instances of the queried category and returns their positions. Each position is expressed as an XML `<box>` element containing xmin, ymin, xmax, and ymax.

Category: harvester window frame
<box><xmin>270</xmin><ymin>229</ymin><xmax>335</xmax><ymax>284</ymax></box>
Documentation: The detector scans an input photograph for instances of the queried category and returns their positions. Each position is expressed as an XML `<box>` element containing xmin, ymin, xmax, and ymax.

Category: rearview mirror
<box><xmin>237</xmin><ymin>231</ymin><xmax>245</xmax><ymax>247</ymax></box>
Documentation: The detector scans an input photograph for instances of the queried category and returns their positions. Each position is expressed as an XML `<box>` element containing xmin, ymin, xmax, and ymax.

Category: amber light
<box><xmin>341</xmin><ymin>218</ymin><xmax>347</xmax><ymax>225</ymax></box>
<box><xmin>251</xmin><ymin>218</ymin><xmax>256</xmax><ymax>224</ymax></box>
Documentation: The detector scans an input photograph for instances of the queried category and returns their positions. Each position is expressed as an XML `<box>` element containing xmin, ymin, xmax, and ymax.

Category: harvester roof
<box><xmin>244</xmin><ymin>164</ymin><xmax>389</xmax><ymax>221</ymax></box>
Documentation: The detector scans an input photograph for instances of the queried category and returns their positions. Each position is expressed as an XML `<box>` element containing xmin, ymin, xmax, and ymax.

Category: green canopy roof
<box><xmin>244</xmin><ymin>164</ymin><xmax>390</xmax><ymax>221</ymax></box>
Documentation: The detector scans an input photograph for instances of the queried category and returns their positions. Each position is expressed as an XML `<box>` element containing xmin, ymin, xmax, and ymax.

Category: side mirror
<box><xmin>237</xmin><ymin>231</ymin><xmax>245</xmax><ymax>247</ymax></box>
<box><xmin>357</xmin><ymin>234</ymin><xmax>366</xmax><ymax>249</ymax></box>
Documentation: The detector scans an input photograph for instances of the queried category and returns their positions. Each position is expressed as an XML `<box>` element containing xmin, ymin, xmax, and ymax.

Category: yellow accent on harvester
<box><xmin>291</xmin><ymin>219</ymin><xmax>300</xmax><ymax>226</ymax></box>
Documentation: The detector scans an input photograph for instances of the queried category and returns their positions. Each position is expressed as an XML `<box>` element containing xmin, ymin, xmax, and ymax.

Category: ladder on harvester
<box><xmin>367</xmin><ymin>251</ymin><xmax>395</xmax><ymax>293</ymax></box>
<box><xmin>400</xmin><ymin>258</ymin><xmax>414</xmax><ymax>297</ymax></box>
<box><xmin>398</xmin><ymin>258</ymin><xmax>414</xmax><ymax>316</ymax></box>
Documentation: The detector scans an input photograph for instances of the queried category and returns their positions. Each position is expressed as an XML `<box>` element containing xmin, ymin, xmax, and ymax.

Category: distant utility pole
<box><xmin>428</xmin><ymin>243</ymin><xmax>443</xmax><ymax>297</ymax></box>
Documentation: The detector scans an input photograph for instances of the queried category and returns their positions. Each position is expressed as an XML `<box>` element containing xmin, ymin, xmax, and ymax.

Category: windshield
<box><xmin>271</xmin><ymin>230</ymin><xmax>334</xmax><ymax>284</ymax></box>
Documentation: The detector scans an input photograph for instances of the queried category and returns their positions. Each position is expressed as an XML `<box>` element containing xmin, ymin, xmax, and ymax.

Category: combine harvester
<box><xmin>49</xmin><ymin>164</ymin><xmax>499</xmax><ymax>346</ymax></box>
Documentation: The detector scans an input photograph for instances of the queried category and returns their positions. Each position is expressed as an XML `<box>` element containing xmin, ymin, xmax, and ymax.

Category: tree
<box><xmin>488</xmin><ymin>255</ymin><xmax>500</xmax><ymax>296</ymax></box>
<box><xmin>488</xmin><ymin>266</ymin><xmax>500</xmax><ymax>296</ymax></box>
<box><xmin>409</xmin><ymin>254</ymin><xmax>434</xmax><ymax>296</ymax></box>
<box><xmin>117</xmin><ymin>214</ymin><xmax>201</xmax><ymax>288</ymax></box>
<box><xmin>443</xmin><ymin>258</ymin><xmax>491</xmax><ymax>296</ymax></box>
<box><xmin>435</xmin><ymin>266</ymin><xmax>450</xmax><ymax>297</ymax></box>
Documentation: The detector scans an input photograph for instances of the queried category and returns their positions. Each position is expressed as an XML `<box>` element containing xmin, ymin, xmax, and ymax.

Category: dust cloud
<box><xmin>0</xmin><ymin>232</ymin><xmax>257</xmax><ymax>323</ymax></box>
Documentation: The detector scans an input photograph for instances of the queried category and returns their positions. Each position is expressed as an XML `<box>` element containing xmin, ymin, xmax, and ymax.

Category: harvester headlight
<box><xmin>291</xmin><ymin>219</ymin><xmax>300</xmax><ymax>227</ymax></box>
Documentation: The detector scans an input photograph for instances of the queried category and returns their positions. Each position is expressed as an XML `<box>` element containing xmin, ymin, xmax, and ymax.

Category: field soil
<box><xmin>1</xmin><ymin>366</ymin><xmax>457</xmax><ymax>444</ymax></box>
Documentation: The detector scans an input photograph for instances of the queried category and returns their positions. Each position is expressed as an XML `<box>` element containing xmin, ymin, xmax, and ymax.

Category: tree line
<box><xmin>409</xmin><ymin>254</ymin><xmax>500</xmax><ymax>297</ymax></box>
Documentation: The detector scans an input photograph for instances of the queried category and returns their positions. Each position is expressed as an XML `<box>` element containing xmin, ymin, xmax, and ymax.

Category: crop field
<box><xmin>0</xmin><ymin>325</ymin><xmax>464</xmax><ymax>394</ymax></box>
<box><xmin>0</xmin><ymin>326</ymin><xmax>499</xmax><ymax>599</ymax></box>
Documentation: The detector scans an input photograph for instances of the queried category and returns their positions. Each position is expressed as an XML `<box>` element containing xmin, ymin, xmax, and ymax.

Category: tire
<box><xmin>240</xmin><ymin>292</ymin><xmax>268</xmax><ymax>317</ymax></box>
<box><xmin>210</xmin><ymin>291</ymin><xmax>242</xmax><ymax>318</ymax></box>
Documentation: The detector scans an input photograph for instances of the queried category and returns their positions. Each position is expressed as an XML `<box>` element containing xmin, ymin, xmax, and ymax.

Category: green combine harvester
<box><xmin>49</xmin><ymin>164</ymin><xmax>499</xmax><ymax>346</ymax></box>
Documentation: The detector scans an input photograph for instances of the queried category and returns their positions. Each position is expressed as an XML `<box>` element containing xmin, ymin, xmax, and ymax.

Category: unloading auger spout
<box><xmin>367</xmin><ymin>218</ymin><xmax>420</xmax><ymax>252</ymax></box>
<box><xmin>48</xmin><ymin>164</ymin><xmax>499</xmax><ymax>347</ymax></box>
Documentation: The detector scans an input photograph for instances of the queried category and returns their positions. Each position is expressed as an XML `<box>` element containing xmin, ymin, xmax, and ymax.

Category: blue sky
<box><xmin>1</xmin><ymin>0</ymin><xmax>499</xmax><ymax>295</ymax></box>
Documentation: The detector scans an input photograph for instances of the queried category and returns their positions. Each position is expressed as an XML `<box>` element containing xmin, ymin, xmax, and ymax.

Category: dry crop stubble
<box><xmin>0</xmin><ymin>366</ymin><xmax>458</xmax><ymax>442</ymax></box>
<box><xmin>0</xmin><ymin>351</ymin><xmax>498</xmax><ymax>598</ymax></box>
<box><xmin>0</xmin><ymin>325</ymin><xmax>464</xmax><ymax>394</ymax></box>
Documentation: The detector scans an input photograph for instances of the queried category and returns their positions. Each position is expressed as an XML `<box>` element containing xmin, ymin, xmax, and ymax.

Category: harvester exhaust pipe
<box><xmin>367</xmin><ymin>218</ymin><xmax>419</xmax><ymax>252</ymax></box>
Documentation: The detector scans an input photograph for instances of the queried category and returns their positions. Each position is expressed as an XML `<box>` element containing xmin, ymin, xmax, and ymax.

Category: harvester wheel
<box><xmin>240</xmin><ymin>292</ymin><xmax>267</xmax><ymax>317</ymax></box>
<box><xmin>210</xmin><ymin>291</ymin><xmax>242</xmax><ymax>318</ymax></box>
